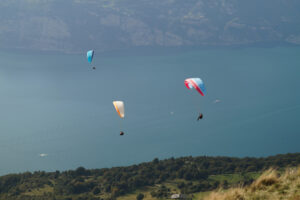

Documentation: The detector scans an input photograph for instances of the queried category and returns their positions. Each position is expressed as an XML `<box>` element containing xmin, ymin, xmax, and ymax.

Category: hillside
<box><xmin>204</xmin><ymin>167</ymin><xmax>300</xmax><ymax>200</ymax></box>
<box><xmin>0</xmin><ymin>153</ymin><xmax>299</xmax><ymax>200</ymax></box>
<box><xmin>1</xmin><ymin>0</ymin><xmax>300</xmax><ymax>53</ymax></box>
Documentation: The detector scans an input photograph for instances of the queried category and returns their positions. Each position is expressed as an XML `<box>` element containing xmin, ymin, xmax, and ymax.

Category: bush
<box><xmin>136</xmin><ymin>193</ymin><xmax>144</xmax><ymax>200</ymax></box>
<box><xmin>93</xmin><ymin>187</ymin><xmax>101</xmax><ymax>195</ymax></box>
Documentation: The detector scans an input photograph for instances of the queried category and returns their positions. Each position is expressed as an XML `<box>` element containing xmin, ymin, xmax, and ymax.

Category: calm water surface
<box><xmin>0</xmin><ymin>47</ymin><xmax>299</xmax><ymax>175</ymax></box>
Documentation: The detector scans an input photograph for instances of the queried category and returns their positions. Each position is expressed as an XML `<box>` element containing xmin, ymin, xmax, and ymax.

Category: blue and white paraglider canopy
<box><xmin>184</xmin><ymin>78</ymin><xmax>206</xmax><ymax>96</ymax></box>
<box><xmin>87</xmin><ymin>50</ymin><xmax>94</xmax><ymax>64</ymax></box>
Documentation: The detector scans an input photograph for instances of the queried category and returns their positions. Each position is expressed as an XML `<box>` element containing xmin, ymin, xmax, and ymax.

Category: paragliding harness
<box><xmin>197</xmin><ymin>113</ymin><xmax>203</xmax><ymax>121</ymax></box>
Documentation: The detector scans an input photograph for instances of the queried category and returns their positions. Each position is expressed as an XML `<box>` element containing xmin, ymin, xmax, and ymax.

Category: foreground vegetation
<box><xmin>204</xmin><ymin>167</ymin><xmax>300</xmax><ymax>200</ymax></box>
<box><xmin>0</xmin><ymin>153</ymin><xmax>299</xmax><ymax>200</ymax></box>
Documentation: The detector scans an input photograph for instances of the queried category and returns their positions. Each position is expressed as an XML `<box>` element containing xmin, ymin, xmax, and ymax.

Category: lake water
<box><xmin>0</xmin><ymin>46</ymin><xmax>299</xmax><ymax>175</ymax></box>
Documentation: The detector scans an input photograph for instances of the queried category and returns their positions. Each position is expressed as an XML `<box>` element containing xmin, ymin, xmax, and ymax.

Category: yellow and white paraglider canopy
<box><xmin>113</xmin><ymin>101</ymin><xmax>125</xmax><ymax>118</ymax></box>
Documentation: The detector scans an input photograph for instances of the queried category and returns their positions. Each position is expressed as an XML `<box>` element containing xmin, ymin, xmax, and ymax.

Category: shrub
<box><xmin>136</xmin><ymin>193</ymin><xmax>144</xmax><ymax>200</ymax></box>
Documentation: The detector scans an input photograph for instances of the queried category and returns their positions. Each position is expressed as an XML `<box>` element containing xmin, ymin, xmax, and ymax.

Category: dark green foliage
<box><xmin>92</xmin><ymin>187</ymin><xmax>100</xmax><ymax>195</ymax></box>
<box><xmin>75</xmin><ymin>167</ymin><xmax>87</xmax><ymax>176</ymax></box>
<box><xmin>136</xmin><ymin>193</ymin><xmax>144</xmax><ymax>200</ymax></box>
<box><xmin>0</xmin><ymin>153</ymin><xmax>299</xmax><ymax>199</ymax></box>
<box><xmin>221</xmin><ymin>180</ymin><xmax>229</xmax><ymax>189</ymax></box>
<box><xmin>150</xmin><ymin>185</ymin><xmax>170</xmax><ymax>198</ymax></box>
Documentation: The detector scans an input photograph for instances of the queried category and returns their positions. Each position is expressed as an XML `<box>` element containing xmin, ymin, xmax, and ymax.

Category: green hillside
<box><xmin>0</xmin><ymin>153</ymin><xmax>299</xmax><ymax>200</ymax></box>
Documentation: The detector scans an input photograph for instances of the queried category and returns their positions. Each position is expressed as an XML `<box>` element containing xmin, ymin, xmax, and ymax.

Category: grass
<box><xmin>118</xmin><ymin>172</ymin><xmax>261</xmax><ymax>200</ymax></box>
<box><xmin>14</xmin><ymin>169</ymin><xmax>290</xmax><ymax>200</ymax></box>
<box><xmin>192</xmin><ymin>191</ymin><xmax>211</xmax><ymax>200</ymax></box>
<box><xmin>22</xmin><ymin>184</ymin><xmax>53</xmax><ymax>196</ymax></box>
<box><xmin>118</xmin><ymin>192</ymin><xmax>155</xmax><ymax>200</ymax></box>
<box><xmin>117</xmin><ymin>186</ymin><xmax>157</xmax><ymax>200</ymax></box>
<box><xmin>203</xmin><ymin>167</ymin><xmax>300</xmax><ymax>200</ymax></box>
<box><xmin>208</xmin><ymin>172</ymin><xmax>261</xmax><ymax>185</ymax></box>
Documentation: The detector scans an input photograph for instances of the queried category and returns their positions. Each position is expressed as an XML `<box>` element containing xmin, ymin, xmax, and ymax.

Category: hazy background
<box><xmin>0</xmin><ymin>0</ymin><xmax>300</xmax><ymax>53</ymax></box>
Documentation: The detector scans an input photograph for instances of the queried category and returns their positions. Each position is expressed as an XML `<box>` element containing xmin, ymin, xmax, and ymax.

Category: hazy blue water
<box><xmin>0</xmin><ymin>47</ymin><xmax>299</xmax><ymax>175</ymax></box>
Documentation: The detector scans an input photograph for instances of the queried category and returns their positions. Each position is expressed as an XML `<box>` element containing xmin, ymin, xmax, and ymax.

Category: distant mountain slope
<box><xmin>0</xmin><ymin>153</ymin><xmax>299</xmax><ymax>200</ymax></box>
<box><xmin>0</xmin><ymin>0</ymin><xmax>300</xmax><ymax>53</ymax></box>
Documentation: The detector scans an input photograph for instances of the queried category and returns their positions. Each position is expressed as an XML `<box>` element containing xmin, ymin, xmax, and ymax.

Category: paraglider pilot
<box><xmin>197</xmin><ymin>113</ymin><xmax>203</xmax><ymax>121</ymax></box>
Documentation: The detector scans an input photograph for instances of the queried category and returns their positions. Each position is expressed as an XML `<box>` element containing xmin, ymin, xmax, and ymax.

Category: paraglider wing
<box><xmin>113</xmin><ymin>101</ymin><xmax>125</xmax><ymax>118</ymax></box>
<box><xmin>184</xmin><ymin>78</ymin><xmax>206</xmax><ymax>96</ymax></box>
<box><xmin>87</xmin><ymin>50</ymin><xmax>94</xmax><ymax>64</ymax></box>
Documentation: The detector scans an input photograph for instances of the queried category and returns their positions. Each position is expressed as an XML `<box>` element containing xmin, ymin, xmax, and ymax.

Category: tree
<box><xmin>75</xmin><ymin>167</ymin><xmax>87</xmax><ymax>176</ymax></box>
<box><xmin>93</xmin><ymin>187</ymin><xmax>101</xmax><ymax>195</ymax></box>
<box><xmin>221</xmin><ymin>180</ymin><xmax>229</xmax><ymax>189</ymax></box>
<box><xmin>136</xmin><ymin>193</ymin><xmax>144</xmax><ymax>200</ymax></box>
<box><xmin>153</xmin><ymin>158</ymin><xmax>159</xmax><ymax>164</ymax></box>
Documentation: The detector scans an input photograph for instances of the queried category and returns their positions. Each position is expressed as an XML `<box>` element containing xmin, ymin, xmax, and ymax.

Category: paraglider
<box><xmin>184</xmin><ymin>78</ymin><xmax>206</xmax><ymax>96</ymax></box>
<box><xmin>197</xmin><ymin>113</ymin><xmax>203</xmax><ymax>120</ymax></box>
<box><xmin>184</xmin><ymin>78</ymin><xmax>206</xmax><ymax>120</ymax></box>
<box><xmin>213</xmin><ymin>99</ymin><xmax>221</xmax><ymax>104</ymax></box>
<box><xmin>39</xmin><ymin>153</ymin><xmax>48</xmax><ymax>157</ymax></box>
<box><xmin>87</xmin><ymin>50</ymin><xmax>94</xmax><ymax>63</ymax></box>
<box><xmin>87</xmin><ymin>50</ymin><xmax>96</xmax><ymax>70</ymax></box>
<box><xmin>113</xmin><ymin>101</ymin><xmax>125</xmax><ymax>118</ymax></box>
<box><xmin>113</xmin><ymin>101</ymin><xmax>125</xmax><ymax>135</ymax></box>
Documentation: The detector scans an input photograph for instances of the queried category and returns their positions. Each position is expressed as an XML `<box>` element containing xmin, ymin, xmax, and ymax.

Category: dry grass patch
<box><xmin>250</xmin><ymin>169</ymin><xmax>279</xmax><ymax>191</ymax></box>
<box><xmin>22</xmin><ymin>184</ymin><xmax>53</xmax><ymax>196</ymax></box>
<box><xmin>203</xmin><ymin>166</ymin><xmax>300</xmax><ymax>200</ymax></box>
